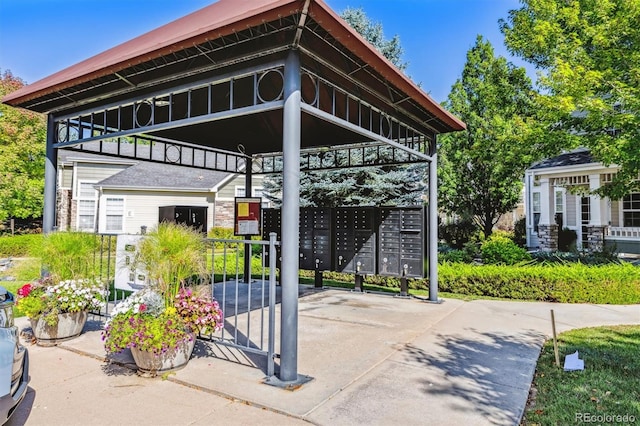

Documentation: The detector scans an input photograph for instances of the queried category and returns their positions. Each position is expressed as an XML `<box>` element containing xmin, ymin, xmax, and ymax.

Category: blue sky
<box><xmin>0</xmin><ymin>0</ymin><xmax>533</xmax><ymax>103</ymax></box>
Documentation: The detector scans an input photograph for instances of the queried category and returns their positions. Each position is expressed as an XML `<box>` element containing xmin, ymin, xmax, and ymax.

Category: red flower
<box><xmin>139</xmin><ymin>303</ymin><xmax>147</xmax><ymax>312</ymax></box>
<box><xmin>17</xmin><ymin>283</ymin><xmax>32</xmax><ymax>298</ymax></box>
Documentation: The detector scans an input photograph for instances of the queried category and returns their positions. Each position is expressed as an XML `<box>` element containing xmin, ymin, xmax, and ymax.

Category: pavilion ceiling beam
<box><xmin>293</xmin><ymin>0</ymin><xmax>311</xmax><ymax>48</ymax></box>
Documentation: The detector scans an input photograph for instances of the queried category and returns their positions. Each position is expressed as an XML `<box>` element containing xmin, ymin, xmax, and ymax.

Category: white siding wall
<box><xmin>566</xmin><ymin>192</ymin><xmax>577</xmax><ymax>227</ymax></box>
<box><xmin>60</xmin><ymin>166</ymin><xmax>73</xmax><ymax>188</ymax></box>
<box><xmin>216</xmin><ymin>175</ymin><xmax>266</xmax><ymax>200</ymax></box>
<box><xmin>611</xmin><ymin>200</ymin><xmax>620</xmax><ymax>226</ymax></box>
<box><xmin>75</xmin><ymin>163</ymin><xmax>129</xmax><ymax>190</ymax></box>
<box><xmin>99</xmin><ymin>189</ymin><xmax>214</xmax><ymax>234</ymax></box>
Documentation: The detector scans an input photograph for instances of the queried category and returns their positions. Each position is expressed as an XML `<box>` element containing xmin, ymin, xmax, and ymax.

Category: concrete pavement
<box><xmin>7</xmin><ymin>288</ymin><xmax>639</xmax><ymax>426</ymax></box>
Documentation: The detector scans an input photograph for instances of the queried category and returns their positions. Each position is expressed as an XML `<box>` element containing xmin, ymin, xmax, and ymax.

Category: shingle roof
<box><xmin>59</xmin><ymin>149</ymin><xmax>231</xmax><ymax>190</ymax></box>
<box><xmin>529</xmin><ymin>149</ymin><xmax>596</xmax><ymax>170</ymax></box>
<box><xmin>96</xmin><ymin>160</ymin><xmax>230</xmax><ymax>190</ymax></box>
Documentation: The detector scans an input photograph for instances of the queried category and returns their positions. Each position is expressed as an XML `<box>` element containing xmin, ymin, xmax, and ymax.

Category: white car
<box><xmin>0</xmin><ymin>287</ymin><xmax>29</xmax><ymax>424</ymax></box>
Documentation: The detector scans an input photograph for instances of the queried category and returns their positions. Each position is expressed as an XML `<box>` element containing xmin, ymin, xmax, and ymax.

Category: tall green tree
<box><xmin>263</xmin><ymin>7</ymin><xmax>424</xmax><ymax>207</ymax></box>
<box><xmin>500</xmin><ymin>0</ymin><xmax>640</xmax><ymax>199</ymax></box>
<box><xmin>0</xmin><ymin>70</ymin><xmax>46</xmax><ymax>221</ymax></box>
<box><xmin>439</xmin><ymin>36</ymin><xmax>536</xmax><ymax>238</ymax></box>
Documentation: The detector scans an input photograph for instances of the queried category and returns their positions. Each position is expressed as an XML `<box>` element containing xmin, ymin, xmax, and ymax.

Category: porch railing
<box><xmin>605</xmin><ymin>226</ymin><xmax>640</xmax><ymax>239</ymax></box>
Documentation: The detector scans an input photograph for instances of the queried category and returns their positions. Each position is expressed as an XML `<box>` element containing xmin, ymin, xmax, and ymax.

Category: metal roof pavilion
<box><xmin>2</xmin><ymin>0</ymin><xmax>464</xmax><ymax>386</ymax></box>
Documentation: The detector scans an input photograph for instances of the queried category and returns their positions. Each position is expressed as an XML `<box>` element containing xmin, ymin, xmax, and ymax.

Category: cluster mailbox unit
<box><xmin>158</xmin><ymin>205</ymin><xmax>208</xmax><ymax>233</ymax></box>
<box><xmin>262</xmin><ymin>206</ymin><xmax>428</xmax><ymax>293</ymax></box>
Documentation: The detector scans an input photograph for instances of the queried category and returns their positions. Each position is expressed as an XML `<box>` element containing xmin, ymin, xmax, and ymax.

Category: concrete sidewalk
<box><xmin>7</xmin><ymin>289</ymin><xmax>639</xmax><ymax>426</ymax></box>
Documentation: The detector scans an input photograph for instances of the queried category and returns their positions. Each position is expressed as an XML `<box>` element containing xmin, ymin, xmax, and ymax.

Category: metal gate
<box><xmin>203</xmin><ymin>234</ymin><xmax>278</xmax><ymax>377</ymax></box>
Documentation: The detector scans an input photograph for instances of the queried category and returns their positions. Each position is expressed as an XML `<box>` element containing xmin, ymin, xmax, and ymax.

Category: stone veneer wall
<box><xmin>537</xmin><ymin>224</ymin><xmax>559</xmax><ymax>251</ymax></box>
<box><xmin>56</xmin><ymin>189</ymin><xmax>72</xmax><ymax>231</ymax></box>
<box><xmin>587</xmin><ymin>225</ymin><xmax>606</xmax><ymax>252</ymax></box>
<box><xmin>214</xmin><ymin>200</ymin><xmax>235</xmax><ymax>228</ymax></box>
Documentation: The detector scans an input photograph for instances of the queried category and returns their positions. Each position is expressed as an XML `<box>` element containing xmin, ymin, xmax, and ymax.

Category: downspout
<box><xmin>95</xmin><ymin>186</ymin><xmax>102</xmax><ymax>234</ymax></box>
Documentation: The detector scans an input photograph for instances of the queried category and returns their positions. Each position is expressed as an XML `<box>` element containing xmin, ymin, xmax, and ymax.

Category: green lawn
<box><xmin>521</xmin><ymin>325</ymin><xmax>640</xmax><ymax>425</ymax></box>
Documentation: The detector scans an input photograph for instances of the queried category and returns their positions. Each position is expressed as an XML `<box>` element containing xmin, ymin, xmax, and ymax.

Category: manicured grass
<box><xmin>522</xmin><ymin>325</ymin><xmax>640</xmax><ymax>425</ymax></box>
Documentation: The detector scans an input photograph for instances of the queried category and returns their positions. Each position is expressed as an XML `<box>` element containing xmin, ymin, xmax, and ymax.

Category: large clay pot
<box><xmin>30</xmin><ymin>311</ymin><xmax>88</xmax><ymax>346</ymax></box>
<box><xmin>130</xmin><ymin>333</ymin><xmax>196</xmax><ymax>377</ymax></box>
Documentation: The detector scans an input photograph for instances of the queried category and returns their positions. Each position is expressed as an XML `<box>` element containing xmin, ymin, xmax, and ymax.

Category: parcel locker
<box><xmin>378</xmin><ymin>206</ymin><xmax>427</xmax><ymax>278</ymax></box>
<box><xmin>299</xmin><ymin>207</ymin><xmax>333</xmax><ymax>271</ymax></box>
<box><xmin>333</xmin><ymin>207</ymin><xmax>376</xmax><ymax>274</ymax></box>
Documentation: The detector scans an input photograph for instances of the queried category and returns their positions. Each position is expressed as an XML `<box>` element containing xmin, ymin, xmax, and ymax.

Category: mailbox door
<box><xmin>353</xmin><ymin>207</ymin><xmax>376</xmax><ymax>274</ymax></box>
<box><xmin>312</xmin><ymin>208</ymin><xmax>333</xmax><ymax>271</ymax></box>
<box><xmin>261</xmin><ymin>208</ymin><xmax>281</xmax><ymax>267</ymax></box>
<box><xmin>299</xmin><ymin>208</ymin><xmax>315</xmax><ymax>270</ymax></box>
<box><xmin>378</xmin><ymin>208</ymin><xmax>402</xmax><ymax>276</ymax></box>
<box><xmin>399</xmin><ymin>207</ymin><xmax>425</xmax><ymax>278</ymax></box>
<box><xmin>334</xmin><ymin>208</ymin><xmax>354</xmax><ymax>272</ymax></box>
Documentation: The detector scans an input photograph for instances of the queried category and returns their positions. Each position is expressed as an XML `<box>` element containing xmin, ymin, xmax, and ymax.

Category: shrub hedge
<box><xmin>301</xmin><ymin>263</ymin><xmax>640</xmax><ymax>305</ymax></box>
<box><xmin>480</xmin><ymin>234</ymin><xmax>531</xmax><ymax>265</ymax></box>
<box><xmin>0</xmin><ymin>234</ymin><xmax>43</xmax><ymax>257</ymax></box>
<box><xmin>437</xmin><ymin>262</ymin><xmax>640</xmax><ymax>304</ymax></box>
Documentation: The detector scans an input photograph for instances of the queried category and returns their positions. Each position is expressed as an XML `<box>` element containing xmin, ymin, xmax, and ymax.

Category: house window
<box><xmin>554</xmin><ymin>190</ymin><xmax>563</xmax><ymax>227</ymax></box>
<box><xmin>235</xmin><ymin>186</ymin><xmax>264</xmax><ymax>198</ymax></box>
<box><xmin>622</xmin><ymin>193</ymin><xmax>640</xmax><ymax>227</ymax></box>
<box><xmin>532</xmin><ymin>192</ymin><xmax>541</xmax><ymax>232</ymax></box>
<box><xmin>105</xmin><ymin>198</ymin><xmax>124</xmax><ymax>232</ymax></box>
<box><xmin>77</xmin><ymin>182</ymin><xmax>97</xmax><ymax>231</ymax></box>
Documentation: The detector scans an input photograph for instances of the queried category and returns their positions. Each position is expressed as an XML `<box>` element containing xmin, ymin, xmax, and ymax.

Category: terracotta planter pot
<box><xmin>30</xmin><ymin>311</ymin><xmax>88</xmax><ymax>346</ymax></box>
<box><xmin>130</xmin><ymin>333</ymin><xmax>196</xmax><ymax>377</ymax></box>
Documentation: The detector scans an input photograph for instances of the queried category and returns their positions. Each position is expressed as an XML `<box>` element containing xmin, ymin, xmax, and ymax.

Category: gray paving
<box><xmin>8</xmin><ymin>288</ymin><xmax>639</xmax><ymax>426</ymax></box>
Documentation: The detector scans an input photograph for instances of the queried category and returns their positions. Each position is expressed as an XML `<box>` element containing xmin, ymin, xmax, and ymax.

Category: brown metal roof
<box><xmin>2</xmin><ymin>0</ymin><xmax>464</xmax><ymax>132</ymax></box>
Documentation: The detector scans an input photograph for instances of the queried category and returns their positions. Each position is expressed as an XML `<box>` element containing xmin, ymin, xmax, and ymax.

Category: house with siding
<box><xmin>524</xmin><ymin>148</ymin><xmax>640</xmax><ymax>254</ymax></box>
<box><xmin>57</xmin><ymin>150</ymin><xmax>269</xmax><ymax>234</ymax></box>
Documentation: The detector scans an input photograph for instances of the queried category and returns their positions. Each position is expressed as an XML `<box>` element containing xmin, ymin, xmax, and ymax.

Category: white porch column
<box><xmin>538</xmin><ymin>177</ymin><xmax>551</xmax><ymax>226</ymax></box>
<box><xmin>588</xmin><ymin>174</ymin><xmax>608</xmax><ymax>226</ymax></box>
<box><xmin>587</xmin><ymin>173</ymin><xmax>607</xmax><ymax>251</ymax></box>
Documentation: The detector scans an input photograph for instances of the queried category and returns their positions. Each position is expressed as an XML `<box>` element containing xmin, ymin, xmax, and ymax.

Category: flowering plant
<box><xmin>16</xmin><ymin>277</ymin><xmax>105</xmax><ymax>326</ymax></box>
<box><xmin>102</xmin><ymin>287</ymin><xmax>223</xmax><ymax>356</ymax></box>
<box><xmin>103</xmin><ymin>223</ymin><xmax>223</xmax><ymax>358</ymax></box>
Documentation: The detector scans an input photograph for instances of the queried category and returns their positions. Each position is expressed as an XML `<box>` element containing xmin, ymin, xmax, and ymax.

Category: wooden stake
<box><xmin>551</xmin><ymin>309</ymin><xmax>560</xmax><ymax>367</ymax></box>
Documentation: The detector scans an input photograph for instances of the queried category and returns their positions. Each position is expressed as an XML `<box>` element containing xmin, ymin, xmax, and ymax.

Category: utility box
<box><xmin>377</xmin><ymin>206</ymin><xmax>427</xmax><ymax>278</ymax></box>
<box><xmin>158</xmin><ymin>205</ymin><xmax>208</xmax><ymax>233</ymax></box>
<box><xmin>299</xmin><ymin>207</ymin><xmax>333</xmax><ymax>271</ymax></box>
<box><xmin>333</xmin><ymin>207</ymin><xmax>376</xmax><ymax>274</ymax></box>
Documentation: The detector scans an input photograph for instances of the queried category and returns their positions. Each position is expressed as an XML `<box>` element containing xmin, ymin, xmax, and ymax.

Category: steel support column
<box><xmin>43</xmin><ymin>114</ymin><xmax>57</xmax><ymax>234</ymax></box>
<box><xmin>428</xmin><ymin>154</ymin><xmax>439</xmax><ymax>302</ymax></box>
<box><xmin>243</xmin><ymin>159</ymin><xmax>253</xmax><ymax>283</ymax></box>
<box><xmin>279</xmin><ymin>49</ymin><xmax>301</xmax><ymax>383</ymax></box>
